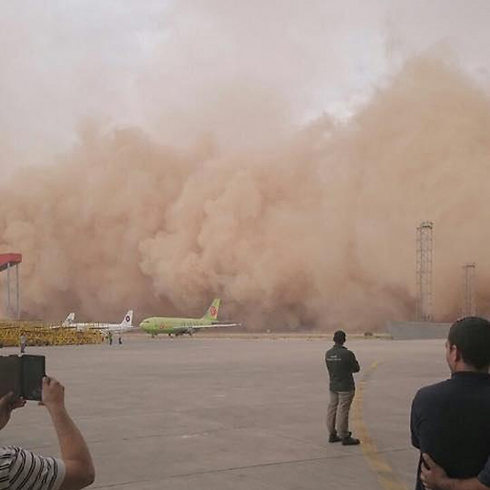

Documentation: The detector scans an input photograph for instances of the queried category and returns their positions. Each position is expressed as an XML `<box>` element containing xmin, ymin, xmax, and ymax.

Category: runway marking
<box><xmin>352</xmin><ymin>361</ymin><xmax>408</xmax><ymax>490</ymax></box>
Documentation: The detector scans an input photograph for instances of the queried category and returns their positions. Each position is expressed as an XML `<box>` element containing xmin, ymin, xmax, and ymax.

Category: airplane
<box><xmin>62</xmin><ymin>310</ymin><xmax>135</xmax><ymax>333</ymax></box>
<box><xmin>139</xmin><ymin>299</ymin><xmax>239</xmax><ymax>337</ymax></box>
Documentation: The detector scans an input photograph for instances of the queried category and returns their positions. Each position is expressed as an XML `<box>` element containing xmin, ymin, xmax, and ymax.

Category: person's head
<box><xmin>446</xmin><ymin>317</ymin><xmax>490</xmax><ymax>373</ymax></box>
<box><xmin>333</xmin><ymin>330</ymin><xmax>346</xmax><ymax>345</ymax></box>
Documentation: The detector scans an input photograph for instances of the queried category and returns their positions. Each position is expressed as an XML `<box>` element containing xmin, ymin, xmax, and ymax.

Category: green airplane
<box><xmin>139</xmin><ymin>299</ymin><xmax>239</xmax><ymax>337</ymax></box>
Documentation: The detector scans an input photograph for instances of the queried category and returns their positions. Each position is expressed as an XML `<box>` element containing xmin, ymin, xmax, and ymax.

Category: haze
<box><xmin>1</xmin><ymin>1</ymin><xmax>489</xmax><ymax>330</ymax></box>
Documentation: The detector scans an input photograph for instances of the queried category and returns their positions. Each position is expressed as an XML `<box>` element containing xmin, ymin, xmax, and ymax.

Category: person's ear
<box><xmin>453</xmin><ymin>345</ymin><xmax>462</xmax><ymax>363</ymax></box>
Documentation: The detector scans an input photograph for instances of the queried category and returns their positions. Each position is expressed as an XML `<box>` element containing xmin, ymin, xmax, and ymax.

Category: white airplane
<box><xmin>63</xmin><ymin>310</ymin><xmax>135</xmax><ymax>333</ymax></box>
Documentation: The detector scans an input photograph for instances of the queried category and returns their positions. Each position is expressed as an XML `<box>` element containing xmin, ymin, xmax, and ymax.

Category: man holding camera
<box><xmin>0</xmin><ymin>377</ymin><xmax>95</xmax><ymax>490</ymax></box>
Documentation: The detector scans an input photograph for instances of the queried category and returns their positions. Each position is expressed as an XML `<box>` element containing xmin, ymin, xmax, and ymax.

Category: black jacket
<box><xmin>325</xmin><ymin>344</ymin><xmax>360</xmax><ymax>392</ymax></box>
<box><xmin>411</xmin><ymin>372</ymin><xmax>490</xmax><ymax>490</ymax></box>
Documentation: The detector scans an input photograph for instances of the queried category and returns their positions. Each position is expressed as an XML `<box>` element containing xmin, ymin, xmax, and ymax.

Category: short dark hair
<box><xmin>333</xmin><ymin>330</ymin><xmax>346</xmax><ymax>344</ymax></box>
<box><xmin>448</xmin><ymin>317</ymin><xmax>490</xmax><ymax>369</ymax></box>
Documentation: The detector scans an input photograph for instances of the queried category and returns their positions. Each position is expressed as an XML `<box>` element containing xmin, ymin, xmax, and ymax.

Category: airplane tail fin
<box><xmin>121</xmin><ymin>310</ymin><xmax>133</xmax><ymax>326</ymax></box>
<box><xmin>63</xmin><ymin>313</ymin><xmax>75</xmax><ymax>326</ymax></box>
<box><xmin>202</xmin><ymin>299</ymin><xmax>220</xmax><ymax>321</ymax></box>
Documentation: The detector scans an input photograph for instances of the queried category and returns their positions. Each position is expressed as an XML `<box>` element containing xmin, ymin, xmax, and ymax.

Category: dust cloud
<box><xmin>1</xmin><ymin>56</ymin><xmax>490</xmax><ymax>331</ymax></box>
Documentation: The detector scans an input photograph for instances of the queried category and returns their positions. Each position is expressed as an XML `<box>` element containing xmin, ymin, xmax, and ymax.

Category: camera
<box><xmin>0</xmin><ymin>355</ymin><xmax>46</xmax><ymax>401</ymax></box>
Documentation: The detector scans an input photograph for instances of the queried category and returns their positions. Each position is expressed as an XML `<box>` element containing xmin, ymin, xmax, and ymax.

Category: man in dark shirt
<box><xmin>325</xmin><ymin>330</ymin><xmax>361</xmax><ymax>445</ymax></box>
<box><xmin>411</xmin><ymin>317</ymin><xmax>490</xmax><ymax>490</ymax></box>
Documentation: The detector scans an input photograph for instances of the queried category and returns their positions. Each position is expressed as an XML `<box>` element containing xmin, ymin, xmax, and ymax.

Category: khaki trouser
<box><xmin>326</xmin><ymin>390</ymin><xmax>355</xmax><ymax>439</ymax></box>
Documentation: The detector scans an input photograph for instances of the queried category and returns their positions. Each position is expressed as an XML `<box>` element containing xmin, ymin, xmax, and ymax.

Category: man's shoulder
<box><xmin>1</xmin><ymin>445</ymin><xmax>66</xmax><ymax>490</ymax></box>
<box><xmin>0</xmin><ymin>445</ymin><xmax>17</xmax><ymax>459</ymax></box>
<box><xmin>326</xmin><ymin>345</ymin><xmax>356</xmax><ymax>362</ymax></box>
<box><xmin>418</xmin><ymin>379</ymin><xmax>451</xmax><ymax>393</ymax></box>
<box><xmin>326</xmin><ymin>345</ymin><xmax>346</xmax><ymax>355</ymax></box>
<box><xmin>413</xmin><ymin>379</ymin><xmax>453</xmax><ymax>403</ymax></box>
<box><xmin>0</xmin><ymin>446</ymin><xmax>19</xmax><ymax>479</ymax></box>
<box><xmin>338</xmin><ymin>346</ymin><xmax>355</xmax><ymax>359</ymax></box>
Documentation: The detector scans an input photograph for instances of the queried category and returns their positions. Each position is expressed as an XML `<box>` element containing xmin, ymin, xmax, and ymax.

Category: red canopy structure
<box><xmin>0</xmin><ymin>253</ymin><xmax>22</xmax><ymax>319</ymax></box>
<box><xmin>0</xmin><ymin>253</ymin><xmax>22</xmax><ymax>272</ymax></box>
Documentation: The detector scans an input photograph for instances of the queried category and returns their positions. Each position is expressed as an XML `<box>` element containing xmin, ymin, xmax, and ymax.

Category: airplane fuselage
<box><xmin>139</xmin><ymin>299</ymin><xmax>227</xmax><ymax>337</ymax></box>
<box><xmin>139</xmin><ymin>317</ymin><xmax>211</xmax><ymax>336</ymax></box>
<box><xmin>73</xmin><ymin>323</ymin><xmax>134</xmax><ymax>333</ymax></box>
<box><xmin>62</xmin><ymin>310</ymin><xmax>134</xmax><ymax>333</ymax></box>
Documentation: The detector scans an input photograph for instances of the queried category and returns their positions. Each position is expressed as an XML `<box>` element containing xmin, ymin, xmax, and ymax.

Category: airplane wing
<box><xmin>190</xmin><ymin>323</ymin><xmax>241</xmax><ymax>330</ymax></box>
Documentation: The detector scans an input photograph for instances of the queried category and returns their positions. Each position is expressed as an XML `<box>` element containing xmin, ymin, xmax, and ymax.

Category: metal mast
<box><xmin>462</xmin><ymin>263</ymin><xmax>476</xmax><ymax>317</ymax></box>
<box><xmin>416</xmin><ymin>221</ymin><xmax>433</xmax><ymax>322</ymax></box>
<box><xmin>1</xmin><ymin>253</ymin><xmax>22</xmax><ymax>320</ymax></box>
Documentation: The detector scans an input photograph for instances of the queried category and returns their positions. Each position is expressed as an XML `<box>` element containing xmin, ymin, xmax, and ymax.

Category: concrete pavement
<box><xmin>0</xmin><ymin>336</ymin><xmax>449</xmax><ymax>490</ymax></box>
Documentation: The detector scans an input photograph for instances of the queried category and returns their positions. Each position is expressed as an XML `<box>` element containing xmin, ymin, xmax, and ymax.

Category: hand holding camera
<box><xmin>0</xmin><ymin>355</ymin><xmax>95</xmax><ymax>489</ymax></box>
<box><xmin>0</xmin><ymin>392</ymin><xmax>26</xmax><ymax>431</ymax></box>
<box><xmin>40</xmin><ymin>376</ymin><xmax>65</xmax><ymax>411</ymax></box>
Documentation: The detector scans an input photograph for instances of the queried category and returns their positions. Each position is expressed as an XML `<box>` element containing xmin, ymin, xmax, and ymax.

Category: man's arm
<box><xmin>421</xmin><ymin>454</ymin><xmax>490</xmax><ymax>490</ymax></box>
<box><xmin>42</xmin><ymin>377</ymin><xmax>95</xmax><ymax>490</ymax></box>
<box><xmin>349</xmin><ymin>351</ymin><xmax>360</xmax><ymax>373</ymax></box>
<box><xmin>410</xmin><ymin>393</ymin><xmax>421</xmax><ymax>449</ymax></box>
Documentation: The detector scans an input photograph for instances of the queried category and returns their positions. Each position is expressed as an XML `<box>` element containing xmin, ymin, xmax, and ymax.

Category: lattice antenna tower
<box><xmin>416</xmin><ymin>222</ymin><xmax>433</xmax><ymax>322</ymax></box>
<box><xmin>462</xmin><ymin>263</ymin><xmax>476</xmax><ymax>317</ymax></box>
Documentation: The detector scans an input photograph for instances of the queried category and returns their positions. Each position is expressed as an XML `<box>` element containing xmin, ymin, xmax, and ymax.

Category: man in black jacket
<box><xmin>325</xmin><ymin>330</ymin><xmax>361</xmax><ymax>446</ymax></box>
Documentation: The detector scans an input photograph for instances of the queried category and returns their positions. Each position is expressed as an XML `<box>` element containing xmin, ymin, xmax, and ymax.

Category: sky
<box><xmin>1</xmin><ymin>0</ymin><xmax>489</xmax><ymax>172</ymax></box>
<box><xmin>1</xmin><ymin>1</ymin><xmax>490</xmax><ymax>328</ymax></box>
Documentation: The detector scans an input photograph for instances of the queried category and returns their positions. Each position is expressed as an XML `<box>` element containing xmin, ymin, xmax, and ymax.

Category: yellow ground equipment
<box><xmin>0</xmin><ymin>321</ymin><xmax>105</xmax><ymax>347</ymax></box>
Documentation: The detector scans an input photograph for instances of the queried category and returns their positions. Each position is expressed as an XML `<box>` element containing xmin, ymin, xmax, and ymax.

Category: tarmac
<box><xmin>0</xmin><ymin>335</ymin><xmax>450</xmax><ymax>490</ymax></box>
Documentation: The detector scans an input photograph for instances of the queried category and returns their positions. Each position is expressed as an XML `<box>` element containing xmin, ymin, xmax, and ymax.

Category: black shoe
<box><xmin>342</xmin><ymin>436</ymin><xmax>360</xmax><ymax>446</ymax></box>
<box><xmin>329</xmin><ymin>433</ymin><xmax>341</xmax><ymax>443</ymax></box>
